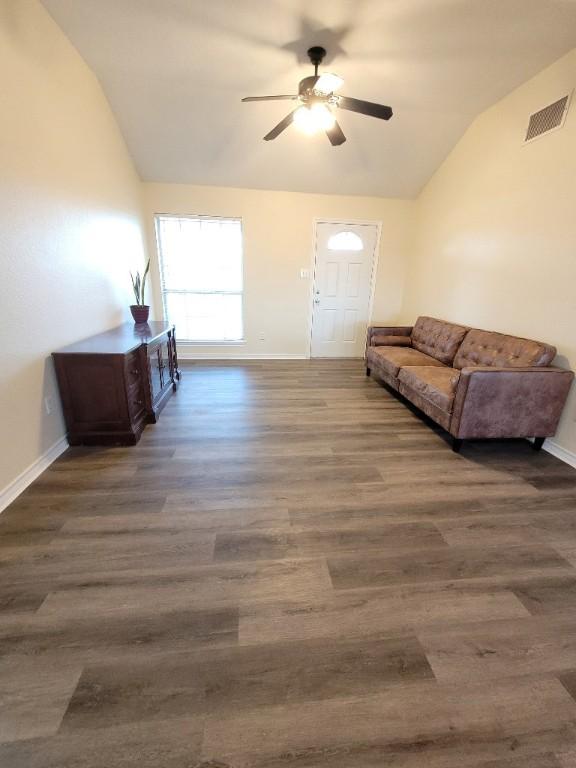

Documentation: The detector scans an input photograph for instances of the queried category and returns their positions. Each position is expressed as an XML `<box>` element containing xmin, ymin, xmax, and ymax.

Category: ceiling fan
<box><xmin>241</xmin><ymin>46</ymin><xmax>393</xmax><ymax>146</ymax></box>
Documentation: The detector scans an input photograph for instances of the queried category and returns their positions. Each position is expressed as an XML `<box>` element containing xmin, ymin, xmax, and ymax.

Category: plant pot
<box><xmin>130</xmin><ymin>305</ymin><xmax>150</xmax><ymax>324</ymax></box>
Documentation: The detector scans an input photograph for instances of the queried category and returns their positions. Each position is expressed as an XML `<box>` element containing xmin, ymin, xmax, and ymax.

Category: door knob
<box><xmin>314</xmin><ymin>298</ymin><xmax>320</xmax><ymax>305</ymax></box>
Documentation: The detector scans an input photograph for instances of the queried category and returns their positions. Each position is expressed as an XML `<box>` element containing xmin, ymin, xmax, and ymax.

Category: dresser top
<box><xmin>53</xmin><ymin>322</ymin><xmax>173</xmax><ymax>355</ymax></box>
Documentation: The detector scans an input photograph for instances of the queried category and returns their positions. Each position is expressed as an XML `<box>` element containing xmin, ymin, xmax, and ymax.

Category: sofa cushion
<box><xmin>398</xmin><ymin>366</ymin><xmax>461</xmax><ymax>413</ymax></box>
<box><xmin>371</xmin><ymin>335</ymin><xmax>412</xmax><ymax>347</ymax></box>
<box><xmin>366</xmin><ymin>346</ymin><xmax>445</xmax><ymax>380</ymax></box>
<box><xmin>411</xmin><ymin>316</ymin><xmax>469</xmax><ymax>365</ymax></box>
<box><xmin>397</xmin><ymin>383</ymin><xmax>453</xmax><ymax>431</ymax></box>
<box><xmin>453</xmin><ymin>329</ymin><xmax>556</xmax><ymax>370</ymax></box>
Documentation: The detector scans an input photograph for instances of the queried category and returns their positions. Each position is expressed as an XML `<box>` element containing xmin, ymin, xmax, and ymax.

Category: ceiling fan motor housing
<box><xmin>298</xmin><ymin>75</ymin><xmax>321</xmax><ymax>97</ymax></box>
<box><xmin>307</xmin><ymin>46</ymin><xmax>327</xmax><ymax>68</ymax></box>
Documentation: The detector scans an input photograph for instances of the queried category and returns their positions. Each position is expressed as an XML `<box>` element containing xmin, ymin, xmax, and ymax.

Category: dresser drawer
<box><xmin>125</xmin><ymin>352</ymin><xmax>144</xmax><ymax>387</ymax></box>
<box><xmin>127</xmin><ymin>379</ymin><xmax>146</xmax><ymax>421</ymax></box>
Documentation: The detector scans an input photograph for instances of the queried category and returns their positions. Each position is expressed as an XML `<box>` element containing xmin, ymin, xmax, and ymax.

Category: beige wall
<box><xmin>143</xmin><ymin>183</ymin><xmax>414</xmax><ymax>357</ymax></box>
<box><xmin>0</xmin><ymin>0</ymin><xmax>147</xmax><ymax>500</ymax></box>
<box><xmin>402</xmin><ymin>48</ymin><xmax>576</xmax><ymax>456</ymax></box>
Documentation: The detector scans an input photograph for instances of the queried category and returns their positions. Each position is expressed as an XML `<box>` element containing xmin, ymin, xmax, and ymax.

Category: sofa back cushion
<box><xmin>453</xmin><ymin>329</ymin><xmax>556</xmax><ymax>370</ymax></box>
<box><xmin>411</xmin><ymin>316</ymin><xmax>469</xmax><ymax>365</ymax></box>
<box><xmin>371</xmin><ymin>335</ymin><xmax>412</xmax><ymax>347</ymax></box>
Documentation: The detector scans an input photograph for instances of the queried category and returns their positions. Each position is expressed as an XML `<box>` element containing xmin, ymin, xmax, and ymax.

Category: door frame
<box><xmin>308</xmin><ymin>218</ymin><xmax>382</xmax><ymax>358</ymax></box>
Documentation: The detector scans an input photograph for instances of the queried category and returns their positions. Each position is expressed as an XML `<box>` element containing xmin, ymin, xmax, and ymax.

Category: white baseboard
<box><xmin>542</xmin><ymin>438</ymin><xmax>576</xmax><ymax>469</ymax></box>
<box><xmin>178</xmin><ymin>353</ymin><xmax>309</xmax><ymax>360</ymax></box>
<box><xmin>0</xmin><ymin>436</ymin><xmax>68</xmax><ymax>514</ymax></box>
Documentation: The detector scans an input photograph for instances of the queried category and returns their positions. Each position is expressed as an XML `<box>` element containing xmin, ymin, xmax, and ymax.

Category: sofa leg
<box><xmin>532</xmin><ymin>437</ymin><xmax>545</xmax><ymax>451</ymax></box>
<box><xmin>366</xmin><ymin>366</ymin><xmax>371</xmax><ymax>377</ymax></box>
<box><xmin>452</xmin><ymin>438</ymin><xmax>463</xmax><ymax>453</ymax></box>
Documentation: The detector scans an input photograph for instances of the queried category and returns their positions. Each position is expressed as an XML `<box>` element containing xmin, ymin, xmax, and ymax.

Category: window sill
<box><xmin>177</xmin><ymin>340</ymin><xmax>246</xmax><ymax>346</ymax></box>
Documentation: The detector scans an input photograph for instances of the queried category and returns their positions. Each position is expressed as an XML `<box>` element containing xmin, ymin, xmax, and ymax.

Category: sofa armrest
<box><xmin>450</xmin><ymin>366</ymin><xmax>574</xmax><ymax>439</ymax></box>
<box><xmin>366</xmin><ymin>325</ymin><xmax>413</xmax><ymax>349</ymax></box>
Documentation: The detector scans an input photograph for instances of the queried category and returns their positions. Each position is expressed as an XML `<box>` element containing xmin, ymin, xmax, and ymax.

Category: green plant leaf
<box><xmin>130</xmin><ymin>258</ymin><xmax>150</xmax><ymax>305</ymax></box>
<box><xmin>129</xmin><ymin>270</ymin><xmax>140</xmax><ymax>304</ymax></box>
<box><xmin>140</xmin><ymin>258</ymin><xmax>150</xmax><ymax>305</ymax></box>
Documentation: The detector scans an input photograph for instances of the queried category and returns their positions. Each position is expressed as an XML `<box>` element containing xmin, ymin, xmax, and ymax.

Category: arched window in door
<box><xmin>327</xmin><ymin>230</ymin><xmax>363</xmax><ymax>251</ymax></box>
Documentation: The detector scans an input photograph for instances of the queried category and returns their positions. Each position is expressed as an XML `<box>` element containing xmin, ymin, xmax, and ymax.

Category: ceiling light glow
<box><xmin>293</xmin><ymin>104</ymin><xmax>336</xmax><ymax>134</ymax></box>
<box><xmin>315</xmin><ymin>73</ymin><xmax>344</xmax><ymax>94</ymax></box>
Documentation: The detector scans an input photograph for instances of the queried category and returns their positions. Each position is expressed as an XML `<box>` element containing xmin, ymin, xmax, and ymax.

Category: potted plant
<box><xmin>129</xmin><ymin>258</ymin><xmax>150</xmax><ymax>324</ymax></box>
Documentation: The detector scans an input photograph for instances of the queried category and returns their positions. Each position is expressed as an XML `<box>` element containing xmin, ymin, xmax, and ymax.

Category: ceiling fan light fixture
<box><xmin>243</xmin><ymin>44</ymin><xmax>392</xmax><ymax>144</ymax></box>
<box><xmin>314</xmin><ymin>73</ymin><xmax>344</xmax><ymax>95</ymax></box>
<box><xmin>294</xmin><ymin>104</ymin><xmax>335</xmax><ymax>134</ymax></box>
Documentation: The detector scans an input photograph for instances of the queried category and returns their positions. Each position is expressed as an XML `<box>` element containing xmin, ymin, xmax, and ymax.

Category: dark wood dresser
<box><xmin>53</xmin><ymin>322</ymin><xmax>180</xmax><ymax>446</ymax></box>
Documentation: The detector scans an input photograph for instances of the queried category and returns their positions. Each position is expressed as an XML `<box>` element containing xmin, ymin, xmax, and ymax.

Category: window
<box><xmin>155</xmin><ymin>215</ymin><xmax>243</xmax><ymax>342</ymax></box>
<box><xmin>327</xmin><ymin>231</ymin><xmax>363</xmax><ymax>251</ymax></box>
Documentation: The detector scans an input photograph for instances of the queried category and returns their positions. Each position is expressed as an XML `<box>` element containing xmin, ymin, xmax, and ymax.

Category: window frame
<box><xmin>154</xmin><ymin>213</ymin><xmax>245</xmax><ymax>345</ymax></box>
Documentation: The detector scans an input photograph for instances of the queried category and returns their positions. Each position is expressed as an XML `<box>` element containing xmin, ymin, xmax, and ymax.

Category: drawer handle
<box><xmin>134</xmin><ymin>399</ymin><xmax>143</xmax><ymax>406</ymax></box>
<box><xmin>130</xmin><ymin>368</ymin><xmax>140</xmax><ymax>375</ymax></box>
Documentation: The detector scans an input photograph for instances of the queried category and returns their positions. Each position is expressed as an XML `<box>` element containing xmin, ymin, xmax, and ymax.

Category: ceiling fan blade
<box><xmin>263</xmin><ymin>110</ymin><xmax>297</xmax><ymax>141</ymax></box>
<box><xmin>242</xmin><ymin>95</ymin><xmax>298</xmax><ymax>102</ymax></box>
<box><xmin>326</xmin><ymin>120</ymin><xmax>346</xmax><ymax>146</ymax></box>
<box><xmin>338</xmin><ymin>96</ymin><xmax>393</xmax><ymax>121</ymax></box>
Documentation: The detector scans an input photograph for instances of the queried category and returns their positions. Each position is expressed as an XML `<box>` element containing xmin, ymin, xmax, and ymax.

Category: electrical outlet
<box><xmin>44</xmin><ymin>396</ymin><xmax>53</xmax><ymax>415</ymax></box>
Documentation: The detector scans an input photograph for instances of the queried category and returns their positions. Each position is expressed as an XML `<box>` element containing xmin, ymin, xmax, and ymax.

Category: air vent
<box><xmin>525</xmin><ymin>95</ymin><xmax>570</xmax><ymax>142</ymax></box>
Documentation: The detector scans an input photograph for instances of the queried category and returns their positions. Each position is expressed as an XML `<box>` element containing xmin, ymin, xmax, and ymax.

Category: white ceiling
<box><xmin>42</xmin><ymin>0</ymin><xmax>576</xmax><ymax>198</ymax></box>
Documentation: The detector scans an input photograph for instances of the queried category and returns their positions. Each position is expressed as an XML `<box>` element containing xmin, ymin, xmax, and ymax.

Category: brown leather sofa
<box><xmin>365</xmin><ymin>316</ymin><xmax>574</xmax><ymax>452</ymax></box>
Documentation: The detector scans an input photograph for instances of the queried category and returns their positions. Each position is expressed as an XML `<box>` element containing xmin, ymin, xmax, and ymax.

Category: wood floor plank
<box><xmin>419</xmin><ymin>613</ymin><xmax>576</xmax><ymax>683</ymax></box>
<box><xmin>0</xmin><ymin>717</ymin><xmax>204</xmax><ymax>768</ymax></box>
<box><xmin>0</xmin><ymin>531</ymin><xmax>216</xmax><ymax>575</ymax></box>
<box><xmin>239</xmin><ymin>584</ymin><xmax>529</xmax><ymax>645</ymax></box>
<box><xmin>61</xmin><ymin>506</ymin><xmax>292</xmax><ymax>534</ymax></box>
<box><xmin>328</xmin><ymin>543</ymin><xmax>571</xmax><ymax>591</ymax></box>
<box><xmin>213</xmin><ymin>522</ymin><xmax>447</xmax><ymax>562</ymax></box>
<box><xmin>201</xmin><ymin>677</ymin><xmax>576</xmax><ymax>767</ymax></box>
<box><xmin>0</xmin><ymin>605</ymin><xmax>239</xmax><ymax>662</ymax></box>
<box><xmin>557</xmin><ymin>748</ymin><xmax>576</xmax><ymax>768</ymax></box>
<box><xmin>287</xmin><ymin>497</ymin><xmax>487</xmax><ymax>528</ymax></box>
<box><xmin>60</xmin><ymin>634</ymin><xmax>432</xmax><ymax>733</ymax></box>
<box><xmin>510</xmin><ymin>574</ymin><xmax>576</xmax><ymax>615</ymax></box>
<box><xmin>0</xmin><ymin>658</ymin><xmax>82</xmax><ymax>744</ymax></box>
<box><xmin>37</xmin><ymin>558</ymin><xmax>334</xmax><ymax>616</ymax></box>
<box><xmin>437</xmin><ymin>509</ymin><xmax>576</xmax><ymax>549</ymax></box>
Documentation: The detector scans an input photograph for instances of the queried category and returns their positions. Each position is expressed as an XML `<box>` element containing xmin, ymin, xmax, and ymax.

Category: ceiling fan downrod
<box><xmin>307</xmin><ymin>45</ymin><xmax>326</xmax><ymax>76</ymax></box>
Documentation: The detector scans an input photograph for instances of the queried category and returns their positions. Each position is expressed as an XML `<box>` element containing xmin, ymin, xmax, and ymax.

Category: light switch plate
<box><xmin>300</xmin><ymin>268</ymin><xmax>310</xmax><ymax>279</ymax></box>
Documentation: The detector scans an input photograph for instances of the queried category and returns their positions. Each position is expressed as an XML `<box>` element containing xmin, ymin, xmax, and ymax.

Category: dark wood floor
<box><xmin>3</xmin><ymin>360</ymin><xmax>576</xmax><ymax>767</ymax></box>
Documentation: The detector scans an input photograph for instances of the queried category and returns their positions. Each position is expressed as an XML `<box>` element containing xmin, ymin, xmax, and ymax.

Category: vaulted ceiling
<box><xmin>42</xmin><ymin>0</ymin><xmax>576</xmax><ymax>198</ymax></box>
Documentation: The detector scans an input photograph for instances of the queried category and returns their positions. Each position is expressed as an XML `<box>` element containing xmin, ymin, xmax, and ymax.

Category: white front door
<box><xmin>310</xmin><ymin>222</ymin><xmax>379</xmax><ymax>357</ymax></box>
